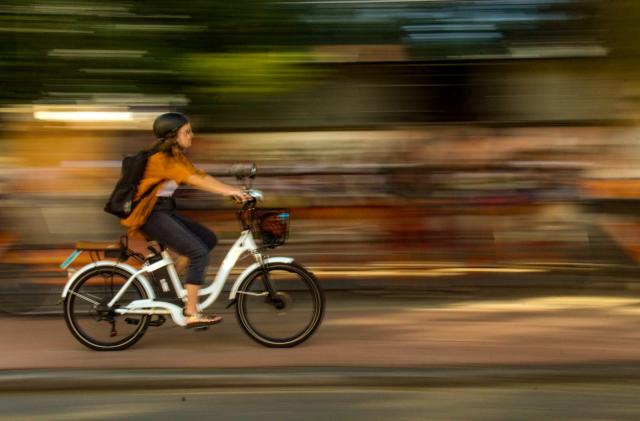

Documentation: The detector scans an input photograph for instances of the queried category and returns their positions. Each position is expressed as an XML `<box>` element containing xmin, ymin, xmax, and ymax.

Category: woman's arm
<box><xmin>185</xmin><ymin>173</ymin><xmax>251</xmax><ymax>202</ymax></box>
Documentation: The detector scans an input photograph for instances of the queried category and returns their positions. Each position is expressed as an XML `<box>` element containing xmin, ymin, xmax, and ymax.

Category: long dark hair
<box><xmin>151</xmin><ymin>133</ymin><xmax>182</xmax><ymax>156</ymax></box>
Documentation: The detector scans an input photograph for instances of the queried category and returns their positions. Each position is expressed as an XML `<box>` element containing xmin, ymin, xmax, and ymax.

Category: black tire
<box><xmin>63</xmin><ymin>266</ymin><xmax>150</xmax><ymax>351</ymax></box>
<box><xmin>235</xmin><ymin>262</ymin><xmax>324</xmax><ymax>348</ymax></box>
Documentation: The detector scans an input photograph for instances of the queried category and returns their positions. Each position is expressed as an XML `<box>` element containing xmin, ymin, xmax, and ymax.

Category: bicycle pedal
<box><xmin>148</xmin><ymin>315</ymin><xmax>166</xmax><ymax>327</ymax></box>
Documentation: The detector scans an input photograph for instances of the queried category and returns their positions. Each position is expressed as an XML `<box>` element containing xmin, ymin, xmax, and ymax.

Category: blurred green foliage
<box><xmin>181</xmin><ymin>52</ymin><xmax>320</xmax><ymax>96</ymax></box>
<box><xmin>0</xmin><ymin>0</ymin><xmax>311</xmax><ymax>108</ymax></box>
<box><xmin>1</xmin><ymin>0</ymin><xmax>639</xmax><ymax>127</ymax></box>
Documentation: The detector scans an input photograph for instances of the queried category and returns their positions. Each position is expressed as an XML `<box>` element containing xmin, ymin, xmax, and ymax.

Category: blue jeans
<box><xmin>140</xmin><ymin>197</ymin><xmax>217</xmax><ymax>285</ymax></box>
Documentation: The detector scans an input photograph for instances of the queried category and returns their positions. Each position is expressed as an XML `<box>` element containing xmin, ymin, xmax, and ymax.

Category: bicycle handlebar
<box><xmin>231</xmin><ymin>162</ymin><xmax>257</xmax><ymax>181</ymax></box>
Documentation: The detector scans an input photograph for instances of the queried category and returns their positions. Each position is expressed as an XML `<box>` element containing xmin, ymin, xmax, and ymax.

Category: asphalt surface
<box><xmin>4</xmin><ymin>383</ymin><xmax>640</xmax><ymax>420</ymax></box>
<box><xmin>3</xmin><ymin>288</ymin><xmax>640</xmax><ymax>418</ymax></box>
<box><xmin>2</xmin><ymin>289</ymin><xmax>640</xmax><ymax>378</ymax></box>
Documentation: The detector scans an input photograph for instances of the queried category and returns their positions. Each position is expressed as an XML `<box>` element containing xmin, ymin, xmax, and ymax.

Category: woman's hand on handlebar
<box><xmin>228</xmin><ymin>188</ymin><xmax>252</xmax><ymax>204</ymax></box>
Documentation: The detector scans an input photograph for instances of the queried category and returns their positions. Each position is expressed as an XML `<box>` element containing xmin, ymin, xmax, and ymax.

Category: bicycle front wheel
<box><xmin>235</xmin><ymin>262</ymin><xmax>324</xmax><ymax>348</ymax></box>
<box><xmin>63</xmin><ymin>266</ymin><xmax>150</xmax><ymax>351</ymax></box>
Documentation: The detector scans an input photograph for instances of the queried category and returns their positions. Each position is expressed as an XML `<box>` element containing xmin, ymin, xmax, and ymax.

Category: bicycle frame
<box><xmin>61</xmin><ymin>229</ymin><xmax>294</xmax><ymax>327</ymax></box>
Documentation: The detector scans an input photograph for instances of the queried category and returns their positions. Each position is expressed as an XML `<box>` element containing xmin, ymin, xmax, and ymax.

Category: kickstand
<box><xmin>110</xmin><ymin>320</ymin><xmax>118</xmax><ymax>337</ymax></box>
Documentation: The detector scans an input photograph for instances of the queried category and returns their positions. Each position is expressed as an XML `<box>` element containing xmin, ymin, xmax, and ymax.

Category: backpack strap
<box><xmin>133</xmin><ymin>179</ymin><xmax>166</xmax><ymax>207</ymax></box>
<box><xmin>132</xmin><ymin>147</ymin><xmax>166</xmax><ymax>207</ymax></box>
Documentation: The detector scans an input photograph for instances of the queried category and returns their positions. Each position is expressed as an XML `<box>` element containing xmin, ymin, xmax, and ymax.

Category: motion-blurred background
<box><xmin>2</xmin><ymin>0</ymin><xmax>640</xmax><ymax>313</ymax></box>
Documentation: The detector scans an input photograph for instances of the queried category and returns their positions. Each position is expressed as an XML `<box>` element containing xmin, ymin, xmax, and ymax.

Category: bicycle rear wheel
<box><xmin>63</xmin><ymin>266</ymin><xmax>150</xmax><ymax>351</ymax></box>
<box><xmin>235</xmin><ymin>262</ymin><xmax>324</xmax><ymax>348</ymax></box>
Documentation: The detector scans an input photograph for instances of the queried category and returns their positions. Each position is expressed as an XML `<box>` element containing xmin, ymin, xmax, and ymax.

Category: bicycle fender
<box><xmin>228</xmin><ymin>257</ymin><xmax>294</xmax><ymax>300</ymax></box>
<box><xmin>61</xmin><ymin>261</ymin><xmax>156</xmax><ymax>300</ymax></box>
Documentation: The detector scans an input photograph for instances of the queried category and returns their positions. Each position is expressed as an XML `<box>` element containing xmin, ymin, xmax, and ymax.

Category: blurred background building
<box><xmin>2</xmin><ymin>0</ymin><xmax>640</xmax><ymax>312</ymax></box>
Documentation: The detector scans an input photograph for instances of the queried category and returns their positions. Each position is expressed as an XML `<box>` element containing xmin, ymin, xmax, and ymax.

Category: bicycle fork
<box><xmin>255</xmin><ymin>253</ymin><xmax>284</xmax><ymax>308</ymax></box>
<box><xmin>255</xmin><ymin>254</ymin><xmax>274</xmax><ymax>294</ymax></box>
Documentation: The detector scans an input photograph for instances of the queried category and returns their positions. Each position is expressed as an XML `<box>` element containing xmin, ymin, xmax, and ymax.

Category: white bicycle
<box><xmin>60</xmin><ymin>165</ymin><xmax>325</xmax><ymax>351</ymax></box>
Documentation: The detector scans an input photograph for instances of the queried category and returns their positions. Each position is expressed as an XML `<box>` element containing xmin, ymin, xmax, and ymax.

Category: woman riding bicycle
<box><xmin>121</xmin><ymin>112</ymin><xmax>251</xmax><ymax>328</ymax></box>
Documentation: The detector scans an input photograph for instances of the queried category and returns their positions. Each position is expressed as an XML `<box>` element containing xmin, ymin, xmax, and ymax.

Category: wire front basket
<box><xmin>253</xmin><ymin>209</ymin><xmax>290</xmax><ymax>249</ymax></box>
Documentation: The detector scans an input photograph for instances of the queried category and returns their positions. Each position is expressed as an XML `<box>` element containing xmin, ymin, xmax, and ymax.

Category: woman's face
<box><xmin>176</xmin><ymin>123</ymin><xmax>193</xmax><ymax>150</ymax></box>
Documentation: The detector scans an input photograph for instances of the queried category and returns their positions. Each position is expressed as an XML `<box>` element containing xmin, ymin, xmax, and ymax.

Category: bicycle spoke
<box><xmin>237</xmin><ymin>291</ymin><xmax>269</xmax><ymax>297</ymax></box>
<box><xmin>68</xmin><ymin>289</ymin><xmax>100</xmax><ymax>306</ymax></box>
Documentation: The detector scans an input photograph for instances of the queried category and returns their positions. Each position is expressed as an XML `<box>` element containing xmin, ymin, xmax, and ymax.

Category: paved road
<box><xmin>4</xmin><ymin>289</ymin><xmax>640</xmax><ymax>419</ymax></box>
<box><xmin>3</xmin><ymin>289</ymin><xmax>640</xmax><ymax>370</ymax></box>
<box><xmin>3</xmin><ymin>383</ymin><xmax>640</xmax><ymax>420</ymax></box>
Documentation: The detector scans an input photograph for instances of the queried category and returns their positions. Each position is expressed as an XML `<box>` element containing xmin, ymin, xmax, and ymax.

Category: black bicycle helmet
<box><xmin>153</xmin><ymin>112</ymin><xmax>189</xmax><ymax>139</ymax></box>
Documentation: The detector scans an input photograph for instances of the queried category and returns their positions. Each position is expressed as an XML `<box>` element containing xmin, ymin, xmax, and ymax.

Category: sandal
<box><xmin>184</xmin><ymin>312</ymin><xmax>223</xmax><ymax>329</ymax></box>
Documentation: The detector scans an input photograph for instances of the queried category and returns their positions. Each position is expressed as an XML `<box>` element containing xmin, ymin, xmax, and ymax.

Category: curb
<box><xmin>2</xmin><ymin>364</ymin><xmax>640</xmax><ymax>391</ymax></box>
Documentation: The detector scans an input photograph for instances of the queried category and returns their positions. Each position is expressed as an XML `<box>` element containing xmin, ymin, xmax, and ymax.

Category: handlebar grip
<box><xmin>241</xmin><ymin>198</ymin><xmax>257</xmax><ymax>210</ymax></box>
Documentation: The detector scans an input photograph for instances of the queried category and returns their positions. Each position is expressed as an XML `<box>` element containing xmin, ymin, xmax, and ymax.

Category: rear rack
<box><xmin>62</xmin><ymin>235</ymin><xmax>146</xmax><ymax>269</ymax></box>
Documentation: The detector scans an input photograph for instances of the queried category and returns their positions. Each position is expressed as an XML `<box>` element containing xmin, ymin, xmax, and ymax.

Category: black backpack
<box><xmin>104</xmin><ymin>147</ymin><xmax>162</xmax><ymax>218</ymax></box>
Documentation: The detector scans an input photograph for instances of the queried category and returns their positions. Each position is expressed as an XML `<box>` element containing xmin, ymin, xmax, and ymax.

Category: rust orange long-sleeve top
<box><xmin>120</xmin><ymin>150</ymin><xmax>205</xmax><ymax>232</ymax></box>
